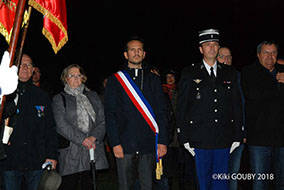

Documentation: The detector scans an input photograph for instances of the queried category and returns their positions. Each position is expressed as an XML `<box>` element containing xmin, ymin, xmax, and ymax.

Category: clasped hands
<box><xmin>82</xmin><ymin>136</ymin><xmax>96</xmax><ymax>150</ymax></box>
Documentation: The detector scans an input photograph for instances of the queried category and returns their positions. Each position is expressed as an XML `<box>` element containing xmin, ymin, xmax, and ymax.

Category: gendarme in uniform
<box><xmin>176</xmin><ymin>29</ymin><xmax>243</xmax><ymax>190</ymax></box>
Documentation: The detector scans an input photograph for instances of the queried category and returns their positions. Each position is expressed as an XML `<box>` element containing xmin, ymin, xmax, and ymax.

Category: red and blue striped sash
<box><xmin>114</xmin><ymin>70</ymin><xmax>159</xmax><ymax>134</ymax></box>
<box><xmin>114</xmin><ymin>70</ymin><xmax>160</xmax><ymax>163</ymax></box>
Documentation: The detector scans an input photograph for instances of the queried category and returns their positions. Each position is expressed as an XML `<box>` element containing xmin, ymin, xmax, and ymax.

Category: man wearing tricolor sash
<box><xmin>105</xmin><ymin>37</ymin><xmax>168</xmax><ymax>190</ymax></box>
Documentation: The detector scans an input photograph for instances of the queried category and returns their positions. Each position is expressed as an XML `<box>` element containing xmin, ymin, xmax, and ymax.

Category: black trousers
<box><xmin>59</xmin><ymin>171</ymin><xmax>93</xmax><ymax>190</ymax></box>
<box><xmin>116</xmin><ymin>153</ymin><xmax>155</xmax><ymax>190</ymax></box>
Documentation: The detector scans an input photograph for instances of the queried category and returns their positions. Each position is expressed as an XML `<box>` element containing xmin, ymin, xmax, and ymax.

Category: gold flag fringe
<box><xmin>0</xmin><ymin>10</ymin><xmax>30</xmax><ymax>44</ymax></box>
<box><xmin>0</xmin><ymin>23</ymin><xmax>13</xmax><ymax>44</ymax></box>
<box><xmin>28</xmin><ymin>0</ymin><xmax>68</xmax><ymax>54</ymax></box>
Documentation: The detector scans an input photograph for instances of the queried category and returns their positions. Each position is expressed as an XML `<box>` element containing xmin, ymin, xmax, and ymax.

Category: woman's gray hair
<box><xmin>60</xmin><ymin>64</ymin><xmax>87</xmax><ymax>84</ymax></box>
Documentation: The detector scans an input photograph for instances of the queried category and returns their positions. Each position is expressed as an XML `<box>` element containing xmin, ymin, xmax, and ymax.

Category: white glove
<box><xmin>230</xmin><ymin>142</ymin><xmax>240</xmax><ymax>154</ymax></box>
<box><xmin>184</xmin><ymin>142</ymin><xmax>195</xmax><ymax>156</ymax></box>
<box><xmin>0</xmin><ymin>51</ymin><xmax>18</xmax><ymax>98</ymax></box>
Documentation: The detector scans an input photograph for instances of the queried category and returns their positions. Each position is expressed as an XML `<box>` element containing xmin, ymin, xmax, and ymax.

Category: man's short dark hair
<box><xmin>124</xmin><ymin>36</ymin><xmax>145</xmax><ymax>52</ymax></box>
<box><xmin>257</xmin><ymin>41</ymin><xmax>279</xmax><ymax>54</ymax></box>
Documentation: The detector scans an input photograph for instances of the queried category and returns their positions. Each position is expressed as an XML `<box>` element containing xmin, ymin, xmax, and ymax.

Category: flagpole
<box><xmin>8</xmin><ymin>0</ymin><xmax>27</xmax><ymax>66</ymax></box>
<box><xmin>15</xmin><ymin>5</ymin><xmax>32</xmax><ymax>68</ymax></box>
<box><xmin>0</xmin><ymin>0</ymin><xmax>27</xmax><ymax>121</ymax></box>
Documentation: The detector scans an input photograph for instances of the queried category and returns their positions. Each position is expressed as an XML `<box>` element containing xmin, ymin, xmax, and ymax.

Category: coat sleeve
<box><xmin>104</xmin><ymin>76</ymin><xmax>121</xmax><ymax>148</ymax></box>
<box><xmin>176</xmin><ymin>68</ymin><xmax>191</xmax><ymax>144</ymax></box>
<box><xmin>88</xmin><ymin>92</ymin><xmax>106</xmax><ymax>143</ymax></box>
<box><xmin>152</xmin><ymin>75</ymin><xmax>168</xmax><ymax>146</ymax></box>
<box><xmin>231</xmin><ymin>69</ymin><xmax>243</xmax><ymax>142</ymax></box>
<box><xmin>43</xmin><ymin>95</ymin><xmax>59</xmax><ymax>160</ymax></box>
<box><xmin>52</xmin><ymin>94</ymin><xmax>87</xmax><ymax>146</ymax></box>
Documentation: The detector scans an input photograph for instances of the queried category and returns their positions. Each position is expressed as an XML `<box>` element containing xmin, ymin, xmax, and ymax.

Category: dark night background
<box><xmin>1</xmin><ymin>0</ymin><xmax>284</xmax><ymax>95</ymax></box>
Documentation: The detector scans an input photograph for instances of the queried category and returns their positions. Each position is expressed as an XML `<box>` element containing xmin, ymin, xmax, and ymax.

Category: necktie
<box><xmin>210</xmin><ymin>67</ymin><xmax>216</xmax><ymax>84</ymax></box>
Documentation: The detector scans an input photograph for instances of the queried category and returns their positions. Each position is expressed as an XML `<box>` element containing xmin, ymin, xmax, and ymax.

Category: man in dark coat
<box><xmin>104</xmin><ymin>37</ymin><xmax>168</xmax><ymax>190</ymax></box>
<box><xmin>241</xmin><ymin>41</ymin><xmax>284</xmax><ymax>190</ymax></box>
<box><xmin>0</xmin><ymin>54</ymin><xmax>58</xmax><ymax>190</ymax></box>
<box><xmin>176</xmin><ymin>29</ymin><xmax>243</xmax><ymax>190</ymax></box>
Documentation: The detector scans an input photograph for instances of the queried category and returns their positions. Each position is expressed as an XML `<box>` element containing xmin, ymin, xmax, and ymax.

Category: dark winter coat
<box><xmin>0</xmin><ymin>79</ymin><xmax>58</xmax><ymax>171</ymax></box>
<box><xmin>241</xmin><ymin>61</ymin><xmax>284</xmax><ymax>147</ymax></box>
<box><xmin>104</xmin><ymin>64</ymin><xmax>168</xmax><ymax>154</ymax></box>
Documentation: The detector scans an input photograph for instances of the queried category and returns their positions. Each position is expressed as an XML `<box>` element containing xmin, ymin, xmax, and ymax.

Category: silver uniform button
<box><xmin>190</xmin><ymin>121</ymin><xmax>193</xmax><ymax>124</ymax></box>
<box><xmin>214</xmin><ymin>99</ymin><xmax>217</xmax><ymax>102</ymax></box>
<box><xmin>214</xmin><ymin>109</ymin><xmax>218</xmax><ymax>112</ymax></box>
<box><xmin>214</xmin><ymin>89</ymin><xmax>217</xmax><ymax>92</ymax></box>
<box><xmin>215</xmin><ymin>119</ymin><xmax>218</xmax><ymax>123</ymax></box>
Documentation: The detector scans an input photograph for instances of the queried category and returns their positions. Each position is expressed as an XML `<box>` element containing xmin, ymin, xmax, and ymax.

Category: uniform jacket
<box><xmin>104</xmin><ymin>64</ymin><xmax>168</xmax><ymax>154</ymax></box>
<box><xmin>0</xmin><ymin>80</ymin><xmax>58</xmax><ymax>171</ymax></box>
<box><xmin>176</xmin><ymin>61</ymin><xmax>243</xmax><ymax>149</ymax></box>
<box><xmin>241</xmin><ymin>61</ymin><xmax>284</xmax><ymax>147</ymax></box>
<box><xmin>52</xmin><ymin>90</ymin><xmax>108</xmax><ymax>176</ymax></box>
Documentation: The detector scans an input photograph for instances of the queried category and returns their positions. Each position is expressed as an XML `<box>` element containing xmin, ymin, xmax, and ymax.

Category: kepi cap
<box><xmin>198</xmin><ymin>29</ymin><xmax>219</xmax><ymax>44</ymax></box>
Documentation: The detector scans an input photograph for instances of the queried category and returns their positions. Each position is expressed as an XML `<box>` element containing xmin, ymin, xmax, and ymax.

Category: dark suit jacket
<box><xmin>176</xmin><ymin>61</ymin><xmax>243</xmax><ymax>149</ymax></box>
<box><xmin>241</xmin><ymin>61</ymin><xmax>284</xmax><ymax>147</ymax></box>
<box><xmin>104</xmin><ymin>64</ymin><xmax>168</xmax><ymax>154</ymax></box>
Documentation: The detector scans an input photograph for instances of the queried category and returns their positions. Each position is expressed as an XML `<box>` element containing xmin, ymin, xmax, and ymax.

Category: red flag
<box><xmin>0</xmin><ymin>0</ymin><xmax>18</xmax><ymax>43</ymax></box>
<box><xmin>29</xmin><ymin>0</ymin><xmax>68</xmax><ymax>54</ymax></box>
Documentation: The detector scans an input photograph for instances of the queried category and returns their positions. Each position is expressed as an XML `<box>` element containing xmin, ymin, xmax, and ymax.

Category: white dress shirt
<box><xmin>203</xmin><ymin>59</ymin><xmax>217</xmax><ymax>77</ymax></box>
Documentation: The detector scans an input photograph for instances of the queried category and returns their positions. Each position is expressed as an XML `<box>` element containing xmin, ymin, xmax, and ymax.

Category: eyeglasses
<box><xmin>218</xmin><ymin>55</ymin><xmax>232</xmax><ymax>59</ymax></box>
<box><xmin>20</xmin><ymin>63</ymin><xmax>33</xmax><ymax>68</ymax></box>
<box><xmin>67</xmin><ymin>74</ymin><xmax>83</xmax><ymax>79</ymax></box>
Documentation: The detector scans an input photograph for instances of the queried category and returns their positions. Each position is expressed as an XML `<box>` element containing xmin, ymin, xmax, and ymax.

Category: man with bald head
<box><xmin>0</xmin><ymin>54</ymin><xmax>59</xmax><ymax>190</ymax></box>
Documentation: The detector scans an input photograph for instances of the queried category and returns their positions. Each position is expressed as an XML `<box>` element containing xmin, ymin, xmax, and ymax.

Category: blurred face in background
<box><xmin>166</xmin><ymin>74</ymin><xmax>175</xmax><ymax>85</ymax></box>
<box><xmin>217</xmin><ymin>47</ymin><xmax>232</xmax><ymax>65</ymax></box>
<box><xmin>33</xmin><ymin>67</ymin><xmax>41</xmax><ymax>84</ymax></box>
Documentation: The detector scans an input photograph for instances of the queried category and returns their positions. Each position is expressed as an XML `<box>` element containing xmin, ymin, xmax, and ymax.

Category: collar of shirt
<box><xmin>202</xmin><ymin>59</ymin><xmax>217</xmax><ymax>76</ymax></box>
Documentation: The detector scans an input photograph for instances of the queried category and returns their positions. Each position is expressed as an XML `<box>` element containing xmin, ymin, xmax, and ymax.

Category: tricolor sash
<box><xmin>114</xmin><ymin>70</ymin><xmax>159</xmax><ymax>134</ymax></box>
<box><xmin>114</xmin><ymin>70</ymin><xmax>164</xmax><ymax>177</ymax></box>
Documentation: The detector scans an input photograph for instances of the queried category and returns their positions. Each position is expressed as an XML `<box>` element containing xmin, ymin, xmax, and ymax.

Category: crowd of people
<box><xmin>0</xmin><ymin>29</ymin><xmax>283</xmax><ymax>190</ymax></box>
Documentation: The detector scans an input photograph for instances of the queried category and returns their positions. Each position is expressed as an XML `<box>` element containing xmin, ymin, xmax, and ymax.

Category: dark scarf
<box><xmin>162</xmin><ymin>84</ymin><xmax>176</xmax><ymax>100</ymax></box>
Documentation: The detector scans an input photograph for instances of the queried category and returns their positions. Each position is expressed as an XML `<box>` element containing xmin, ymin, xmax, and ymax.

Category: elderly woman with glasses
<box><xmin>52</xmin><ymin>64</ymin><xmax>108</xmax><ymax>190</ymax></box>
